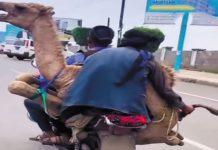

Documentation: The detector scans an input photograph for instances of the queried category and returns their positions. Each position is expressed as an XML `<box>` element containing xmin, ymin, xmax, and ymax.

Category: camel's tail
<box><xmin>193</xmin><ymin>104</ymin><xmax>218</xmax><ymax>116</ymax></box>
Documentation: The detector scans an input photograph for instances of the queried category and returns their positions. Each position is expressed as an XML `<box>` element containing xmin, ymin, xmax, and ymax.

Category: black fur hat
<box><xmin>89</xmin><ymin>25</ymin><xmax>114</xmax><ymax>46</ymax></box>
<box><xmin>119</xmin><ymin>27</ymin><xmax>165</xmax><ymax>52</ymax></box>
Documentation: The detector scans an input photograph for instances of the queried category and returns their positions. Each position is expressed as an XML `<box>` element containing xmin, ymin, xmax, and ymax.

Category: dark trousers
<box><xmin>24</xmin><ymin>99</ymin><xmax>70</xmax><ymax>134</ymax></box>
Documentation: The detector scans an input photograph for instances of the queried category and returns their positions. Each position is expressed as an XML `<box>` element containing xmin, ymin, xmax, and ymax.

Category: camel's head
<box><xmin>0</xmin><ymin>2</ymin><xmax>54</xmax><ymax>29</ymax></box>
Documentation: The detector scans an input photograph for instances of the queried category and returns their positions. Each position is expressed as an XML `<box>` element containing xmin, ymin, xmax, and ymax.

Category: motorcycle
<box><xmin>29</xmin><ymin>58</ymin><xmax>138</xmax><ymax>150</ymax></box>
<box><xmin>46</xmin><ymin>114</ymin><xmax>138</xmax><ymax>150</ymax></box>
<box><xmin>47</xmin><ymin>104</ymin><xmax>218</xmax><ymax>150</ymax></box>
<box><xmin>28</xmin><ymin>59</ymin><xmax>218</xmax><ymax>150</ymax></box>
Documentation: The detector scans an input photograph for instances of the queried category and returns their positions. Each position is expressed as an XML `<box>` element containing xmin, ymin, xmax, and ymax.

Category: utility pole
<box><xmin>107</xmin><ymin>17</ymin><xmax>110</xmax><ymax>27</ymax></box>
<box><xmin>117</xmin><ymin>0</ymin><xmax>126</xmax><ymax>46</ymax></box>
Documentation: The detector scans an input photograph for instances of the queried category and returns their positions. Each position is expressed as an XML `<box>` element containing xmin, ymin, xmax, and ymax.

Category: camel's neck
<box><xmin>30</xmin><ymin>16</ymin><xmax>66</xmax><ymax>80</ymax></box>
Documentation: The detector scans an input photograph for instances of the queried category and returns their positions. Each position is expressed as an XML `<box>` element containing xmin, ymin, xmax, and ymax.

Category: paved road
<box><xmin>0</xmin><ymin>54</ymin><xmax>218</xmax><ymax>150</ymax></box>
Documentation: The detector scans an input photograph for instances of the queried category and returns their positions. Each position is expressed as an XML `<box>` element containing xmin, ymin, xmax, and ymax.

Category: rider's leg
<box><xmin>98</xmin><ymin>131</ymin><xmax>136</xmax><ymax>150</ymax></box>
<box><xmin>49</xmin><ymin>117</ymin><xmax>71</xmax><ymax>135</ymax></box>
<box><xmin>9</xmin><ymin>80</ymin><xmax>62</xmax><ymax>116</ymax></box>
<box><xmin>24</xmin><ymin>99</ymin><xmax>54</xmax><ymax>135</ymax></box>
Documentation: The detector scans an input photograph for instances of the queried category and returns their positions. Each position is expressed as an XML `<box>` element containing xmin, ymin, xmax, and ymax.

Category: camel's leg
<box><xmin>164</xmin><ymin>130</ymin><xmax>184</xmax><ymax>146</ymax></box>
<box><xmin>9</xmin><ymin>80</ymin><xmax>39</xmax><ymax>98</ymax></box>
<box><xmin>135</xmin><ymin>122</ymin><xmax>183</xmax><ymax>146</ymax></box>
<box><xmin>135</xmin><ymin>123</ymin><xmax>167</xmax><ymax>145</ymax></box>
<box><xmin>15</xmin><ymin>73</ymin><xmax>40</xmax><ymax>85</ymax></box>
<box><xmin>8</xmin><ymin>80</ymin><xmax>61</xmax><ymax>104</ymax></box>
<box><xmin>165</xmin><ymin>135</ymin><xmax>184</xmax><ymax>146</ymax></box>
<box><xmin>14</xmin><ymin>73</ymin><xmax>58</xmax><ymax>96</ymax></box>
<box><xmin>8</xmin><ymin>80</ymin><xmax>62</xmax><ymax>116</ymax></box>
<box><xmin>168</xmin><ymin>130</ymin><xmax>184</xmax><ymax>140</ymax></box>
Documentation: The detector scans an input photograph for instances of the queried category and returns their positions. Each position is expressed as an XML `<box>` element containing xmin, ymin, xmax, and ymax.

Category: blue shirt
<box><xmin>39</xmin><ymin>47</ymin><xmax>107</xmax><ymax>88</ymax></box>
<box><xmin>66</xmin><ymin>47</ymin><xmax>107</xmax><ymax>65</ymax></box>
<box><xmin>66</xmin><ymin>52</ymin><xmax>85</xmax><ymax>65</ymax></box>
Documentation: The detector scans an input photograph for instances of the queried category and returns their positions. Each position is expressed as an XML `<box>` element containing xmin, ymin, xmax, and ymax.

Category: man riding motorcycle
<box><xmin>25</xmin><ymin>25</ymin><xmax>115</xmax><ymax>145</ymax></box>
<box><xmin>60</xmin><ymin>27</ymin><xmax>194</xmax><ymax>150</ymax></box>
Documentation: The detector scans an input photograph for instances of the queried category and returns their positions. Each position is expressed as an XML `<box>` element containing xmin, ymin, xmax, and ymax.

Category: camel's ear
<box><xmin>40</xmin><ymin>6</ymin><xmax>55</xmax><ymax>15</ymax></box>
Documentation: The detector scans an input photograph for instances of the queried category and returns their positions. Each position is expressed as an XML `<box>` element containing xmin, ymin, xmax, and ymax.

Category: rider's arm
<box><xmin>66</xmin><ymin>55</ymin><xmax>76</xmax><ymax>65</ymax></box>
<box><xmin>66</xmin><ymin>52</ymin><xmax>85</xmax><ymax>65</ymax></box>
<box><xmin>147</xmin><ymin>60</ymin><xmax>185</xmax><ymax>109</ymax></box>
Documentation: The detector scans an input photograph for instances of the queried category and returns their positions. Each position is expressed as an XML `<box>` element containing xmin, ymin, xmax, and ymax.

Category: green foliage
<box><xmin>134</xmin><ymin>27</ymin><xmax>165</xmax><ymax>52</ymax></box>
<box><xmin>71</xmin><ymin>27</ymin><xmax>92</xmax><ymax>46</ymax></box>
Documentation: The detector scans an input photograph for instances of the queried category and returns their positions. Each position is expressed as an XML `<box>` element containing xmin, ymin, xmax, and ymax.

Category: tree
<box><xmin>71</xmin><ymin>27</ymin><xmax>91</xmax><ymax>46</ymax></box>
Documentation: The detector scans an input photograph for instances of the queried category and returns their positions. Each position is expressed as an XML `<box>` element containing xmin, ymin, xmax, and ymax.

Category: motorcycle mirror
<box><xmin>31</xmin><ymin>58</ymin><xmax>37</xmax><ymax>68</ymax></box>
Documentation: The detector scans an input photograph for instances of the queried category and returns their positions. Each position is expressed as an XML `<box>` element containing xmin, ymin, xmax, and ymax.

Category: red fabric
<box><xmin>106</xmin><ymin>114</ymin><xmax>147</xmax><ymax>128</ymax></box>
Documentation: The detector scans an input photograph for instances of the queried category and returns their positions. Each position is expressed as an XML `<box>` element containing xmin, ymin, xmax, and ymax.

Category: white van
<box><xmin>4</xmin><ymin>39</ymin><xmax>35</xmax><ymax>60</ymax></box>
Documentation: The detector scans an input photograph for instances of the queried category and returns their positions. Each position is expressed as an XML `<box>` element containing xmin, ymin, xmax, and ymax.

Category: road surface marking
<box><xmin>184</xmin><ymin>138</ymin><xmax>216</xmax><ymax>150</ymax></box>
<box><xmin>176</xmin><ymin>91</ymin><xmax>218</xmax><ymax>102</ymax></box>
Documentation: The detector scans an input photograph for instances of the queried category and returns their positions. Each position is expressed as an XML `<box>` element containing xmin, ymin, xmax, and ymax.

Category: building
<box><xmin>0</xmin><ymin>24</ymin><xmax>24</xmax><ymax>42</ymax></box>
<box><xmin>0</xmin><ymin>17</ymin><xmax>82</xmax><ymax>42</ymax></box>
<box><xmin>53</xmin><ymin>17</ymin><xmax>82</xmax><ymax>31</ymax></box>
<box><xmin>185</xmin><ymin>0</ymin><xmax>216</xmax><ymax>16</ymax></box>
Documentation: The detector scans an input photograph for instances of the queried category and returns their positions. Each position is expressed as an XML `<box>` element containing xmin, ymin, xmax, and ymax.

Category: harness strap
<box><xmin>30</xmin><ymin>68</ymin><xmax>64</xmax><ymax>114</ymax></box>
<box><xmin>40</xmin><ymin>68</ymin><xmax>64</xmax><ymax>91</ymax></box>
<box><xmin>39</xmin><ymin>88</ymin><xmax>48</xmax><ymax>114</ymax></box>
<box><xmin>29</xmin><ymin>88</ymin><xmax>48</xmax><ymax>114</ymax></box>
<box><xmin>139</xmin><ymin>50</ymin><xmax>153</xmax><ymax>67</ymax></box>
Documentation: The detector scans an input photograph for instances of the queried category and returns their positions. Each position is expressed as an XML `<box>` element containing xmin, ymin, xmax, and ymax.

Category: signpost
<box><xmin>145</xmin><ymin>0</ymin><xmax>218</xmax><ymax>71</ymax></box>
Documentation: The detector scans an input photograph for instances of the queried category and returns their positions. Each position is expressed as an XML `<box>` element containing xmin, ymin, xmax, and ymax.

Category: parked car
<box><xmin>65</xmin><ymin>41</ymin><xmax>80</xmax><ymax>53</ymax></box>
<box><xmin>3</xmin><ymin>39</ymin><xmax>35</xmax><ymax>60</ymax></box>
<box><xmin>0</xmin><ymin>42</ymin><xmax>5</xmax><ymax>54</ymax></box>
<box><xmin>3</xmin><ymin>39</ymin><xmax>15</xmax><ymax>57</ymax></box>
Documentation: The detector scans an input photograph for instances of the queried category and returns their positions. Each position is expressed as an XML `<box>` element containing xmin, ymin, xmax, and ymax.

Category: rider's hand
<box><xmin>179</xmin><ymin>105</ymin><xmax>195</xmax><ymax>121</ymax></box>
<box><xmin>182</xmin><ymin>105</ymin><xmax>195</xmax><ymax>115</ymax></box>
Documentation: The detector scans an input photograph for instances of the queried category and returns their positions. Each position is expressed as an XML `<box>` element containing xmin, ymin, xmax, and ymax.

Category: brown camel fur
<box><xmin>0</xmin><ymin>2</ymin><xmax>81</xmax><ymax>116</ymax></box>
<box><xmin>1</xmin><ymin>2</ymin><xmax>217</xmax><ymax>146</ymax></box>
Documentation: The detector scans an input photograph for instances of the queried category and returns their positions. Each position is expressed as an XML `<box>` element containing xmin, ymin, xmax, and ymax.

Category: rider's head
<box><xmin>119</xmin><ymin>27</ymin><xmax>165</xmax><ymax>52</ymax></box>
<box><xmin>88</xmin><ymin>25</ymin><xmax>114</xmax><ymax>48</ymax></box>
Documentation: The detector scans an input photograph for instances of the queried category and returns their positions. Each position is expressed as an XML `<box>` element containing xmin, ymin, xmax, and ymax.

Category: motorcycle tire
<box><xmin>57</xmin><ymin>132</ymin><xmax>100</xmax><ymax>150</ymax></box>
<box><xmin>57</xmin><ymin>143</ymin><xmax>89</xmax><ymax>150</ymax></box>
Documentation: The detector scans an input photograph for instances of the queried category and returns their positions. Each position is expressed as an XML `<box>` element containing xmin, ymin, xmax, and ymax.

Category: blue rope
<box><xmin>30</xmin><ymin>69</ymin><xmax>64</xmax><ymax>114</ymax></box>
<box><xmin>40</xmin><ymin>69</ymin><xmax>63</xmax><ymax>92</ymax></box>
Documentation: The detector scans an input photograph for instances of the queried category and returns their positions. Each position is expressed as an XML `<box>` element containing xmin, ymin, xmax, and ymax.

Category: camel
<box><xmin>0</xmin><ymin>2</ymin><xmax>82</xmax><ymax>116</ymax></box>
<box><xmin>0</xmin><ymin>2</ymin><xmax>217</xmax><ymax>147</ymax></box>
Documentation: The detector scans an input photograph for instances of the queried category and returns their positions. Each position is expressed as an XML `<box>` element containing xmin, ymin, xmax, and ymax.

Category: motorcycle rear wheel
<box><xmin>57</xmin><ymin>143</ymin><xmax>91</xmax><ymax>150</ymax></box>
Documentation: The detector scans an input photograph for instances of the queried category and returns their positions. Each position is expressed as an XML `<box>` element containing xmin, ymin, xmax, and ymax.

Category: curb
<box><xmin>177</xmin><ymin>77</ymin><xmax>218</xmax><ymax>88</ymax></box>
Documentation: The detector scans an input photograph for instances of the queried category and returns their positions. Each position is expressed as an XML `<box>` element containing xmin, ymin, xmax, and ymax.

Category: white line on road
<box><xmin>176</xmin><ymin>91</ymin><xmax>218</xmax><ymax>102</ymax></box>
<box><xmin>184</xmin><ymin>138</ymin><xmax>216</xmax><ymax>150</ymax></box>
<box><xmin>177</xmin><ymin>91</ymin><xmax>217</xmax><ymax>149</ymax></box>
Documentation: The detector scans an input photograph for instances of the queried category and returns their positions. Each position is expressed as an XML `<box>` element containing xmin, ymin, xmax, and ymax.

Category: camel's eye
<box><xmin>15</xmin><ymin>5</ymin><xmax>27</xmax><ymax>12</ymax></box>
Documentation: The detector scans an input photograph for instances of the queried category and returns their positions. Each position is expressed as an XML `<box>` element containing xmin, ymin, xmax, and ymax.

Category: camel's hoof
<box><xmin>166</xmin><ymin>136</ymin><xmax>183</xmax><ymax>146</ymax></box>
<box><xmin>178</xmin><ymin>141</ymin><xmax>184</xmax><ymax>146</ymax></box>
<box><xmin>169</xmin><ymin>130</ymin><xmax>184</xmax><ymax>140</ymax></box>
<box><xmin>177</xmin><ymin>133</ymin><xmax>184</xmax><ymax>140</ymax></box>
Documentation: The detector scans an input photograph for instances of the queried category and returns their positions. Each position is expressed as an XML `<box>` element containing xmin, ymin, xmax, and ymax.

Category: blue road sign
<box><xmin>145</xmin><ymin>0</ymin><xmax>218</xmax><ymax>71</ymax></box>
